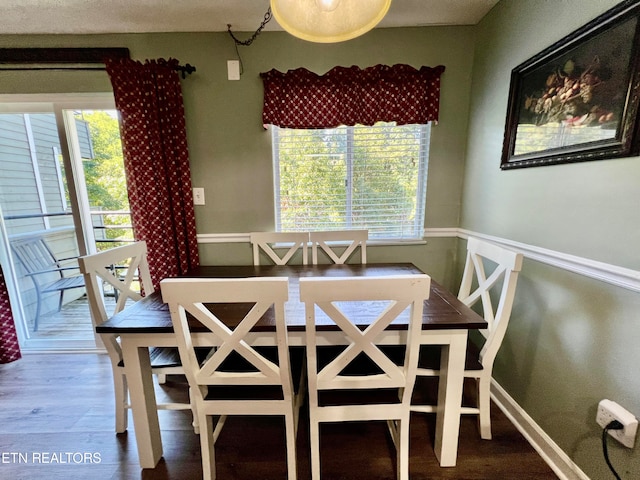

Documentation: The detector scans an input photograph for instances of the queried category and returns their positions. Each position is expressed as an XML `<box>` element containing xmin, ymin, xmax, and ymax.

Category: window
<box><xmin>272</xmin><ymin>122</ymin><xmax>430</xmax><ymax>240</ymax></box>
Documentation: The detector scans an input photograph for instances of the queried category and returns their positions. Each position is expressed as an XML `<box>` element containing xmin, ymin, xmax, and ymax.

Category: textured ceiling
<box><xmin>0</xmin><ymin>0</ymin><xmax>499</xmax><ymax>35</ymax></box>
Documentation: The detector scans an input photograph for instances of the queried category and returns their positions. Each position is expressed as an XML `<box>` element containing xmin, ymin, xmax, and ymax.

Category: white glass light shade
<box><xmin>270</xmin><ymin>0</ymin><xmax>392</xmax><ymax>43</ymax></box>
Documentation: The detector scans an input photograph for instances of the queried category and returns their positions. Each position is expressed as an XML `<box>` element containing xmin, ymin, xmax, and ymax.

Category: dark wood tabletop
<box><xmin>96</xmin><ymin>263</ymin><xmax>487</xmax><ymax>334</ymax></box>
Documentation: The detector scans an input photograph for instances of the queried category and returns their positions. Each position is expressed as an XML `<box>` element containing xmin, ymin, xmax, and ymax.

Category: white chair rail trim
<box><xmin>196</xmin><ymin>229</ymin><xmax>640</xmax><ymax>293</ymax></box>
<box><xmin>197</xmin><ymin>232</ymin><xmax>425</xmax><ymax>246</ymax></box>
<box><xmin>453</xmin><ymin>229</ymin><xmax>640</xmax><ymax>294</ymax></box>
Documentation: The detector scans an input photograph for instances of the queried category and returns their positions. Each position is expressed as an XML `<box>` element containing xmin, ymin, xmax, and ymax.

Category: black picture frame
<box><xmin>501</xmin><ymin>1</ymin><xmax>640</xmax><ymax>169</ymax></box>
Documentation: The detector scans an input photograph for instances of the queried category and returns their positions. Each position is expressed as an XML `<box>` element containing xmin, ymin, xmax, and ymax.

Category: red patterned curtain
<box><xmin>0</xmin><ymin>265</ymin><xmax>21</xmax><ymax>364</ymax></box>
<box><xmin>106</xmin><ymin>58</ymin><xmax>199</xmax><ymax>290</ymax></box>
<box><xmin>260</xmin><ymin>64</ymin><xmax>445</xmax><ymax>128</ymax></box>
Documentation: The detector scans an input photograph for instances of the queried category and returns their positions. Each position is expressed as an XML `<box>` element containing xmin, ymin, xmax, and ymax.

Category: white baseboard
<box><xmin>491</xmin><ymin>381</ymin><xmax>590</xmax><ymax>480</ymax></box>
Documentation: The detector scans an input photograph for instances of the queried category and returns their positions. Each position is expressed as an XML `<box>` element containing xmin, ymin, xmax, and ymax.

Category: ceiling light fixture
<box><xmin>270</xmin><ymin>0</ymin><xmax>392</xmax><ymax>43</ymax></box>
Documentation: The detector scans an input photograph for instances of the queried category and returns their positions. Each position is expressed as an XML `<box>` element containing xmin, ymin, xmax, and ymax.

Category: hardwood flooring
<box><xmin>0</xmin><ymin>353</ymin><xmax>558</xmax><ymax>479</ymax></box>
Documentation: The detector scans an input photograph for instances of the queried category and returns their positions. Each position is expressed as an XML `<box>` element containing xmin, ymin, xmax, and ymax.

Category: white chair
<box><xmin>309</xmin><ymin>229</ymin><xmax>368</xmax><ymax>264</ymax></box>
<box><xmin>78</xmin><ymin>241</ymin><xmax>196</xmax><ymax>434</ymax></box>
<box><xmin>250</xmin><ymin>231</ymin><xmax>309</xmax><ymax>265</ymax></box>
<box><xmin>411</xmin><ymin>237</ymin><xmax>523</xmax><ymax>439</ymax></box>
<box><xmin>161</xmin><ymin>277</ymin><xmax>303</xmax><ymax>480</ymax></box>
<box><xmin>299</xmin><ymin>274</ymin><xmax>430</xmax><ymax>480</ymax></box>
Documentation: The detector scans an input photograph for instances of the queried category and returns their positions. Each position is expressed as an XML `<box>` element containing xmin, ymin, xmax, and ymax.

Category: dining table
<box><xmin>96</xmin><ymin>263</ymin><xmax>487</xmax><ymax>470</ymax></box>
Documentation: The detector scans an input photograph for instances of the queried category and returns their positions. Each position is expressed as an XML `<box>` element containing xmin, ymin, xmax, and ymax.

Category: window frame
<box><xmin>271</xmin><ymin>122</ymin><xmax>430</xmax><ymax>242</ymax></box>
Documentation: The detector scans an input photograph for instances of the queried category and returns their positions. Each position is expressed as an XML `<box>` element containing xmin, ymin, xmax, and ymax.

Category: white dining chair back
<box><xmin>411</xmin><ymin>237</ymin><xmax>523</xmax><ymax>439</ymax></box>
<box><xmin>78</xmin><ymin>241</ymin><xmax>194</xmax><ymax>434</ymax></box>
<box><xmin>250</xmin><ymin>231</ymin><xmax>309</xmax><ymax>265</ymax></box>
<box><xmin>161</xmin><ymin>277</ymin><xmax>302</xmax><ymax>480</ymax></box>
<box><xmin>310</xmin><ymin>229</ymin><xmax>368</xmax><ymax>264</ymax></box>
<box><xmin>300</xmin><ymin>274</ymin><xmax>430</xmax><ymax>480</ymax></box>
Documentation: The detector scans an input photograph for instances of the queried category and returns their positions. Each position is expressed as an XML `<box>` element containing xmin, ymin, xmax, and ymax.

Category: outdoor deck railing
<box><xmin>3</xmin><ymin>210</ymin><xmax>134</xmax><ymax>249</ymax></box>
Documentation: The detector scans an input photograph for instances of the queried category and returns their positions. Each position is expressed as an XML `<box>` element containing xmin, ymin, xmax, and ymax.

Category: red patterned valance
<box><xmin>260</xmin><ymin>64</ymin><xmax>445</xmax><ymax>129</ymax></box>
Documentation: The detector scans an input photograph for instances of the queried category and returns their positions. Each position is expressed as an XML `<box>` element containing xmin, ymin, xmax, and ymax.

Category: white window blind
<box><xmin>271</xmin><ymin>122</ymin><xmax>430</xmax><ymax>240</ymax></box>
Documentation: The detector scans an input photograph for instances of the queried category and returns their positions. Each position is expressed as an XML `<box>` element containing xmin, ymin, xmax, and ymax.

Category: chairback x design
<box><xmin>458</xmin><ymin>237</ymin><xmax>523</xmax><ymax>371</ymax></box>
<box><xmin>412</xmin><ymin>237</ymin><xmax>523</xmax><ymax>440</ymax></box>
<box><xmin>309</xmin><ymin>230</ymin><xmax>368</xmax><ymax>265</ymax></box>
<box><xmin>79</xmin><ymin>242</ymin><xmax>153</xmax><ymax>365</ymax></box>
<box><xmin>78</xmin><ymin>241</ymin><xmax>193</xmax><ymax>434</ymax></box>
<box><xmin>250</xmin><ymin>231</ymin><xmax>309</xmax><ymax>265</ymax></box>
<box><xmin>161</xmin><ymin>277</ymin><xmax>302</xmax><ymax>480</ymax></box>
<box><xmin>300</xmin><ymin>274</ymin><xmax>430</xmax><ymax>480</ymax></box>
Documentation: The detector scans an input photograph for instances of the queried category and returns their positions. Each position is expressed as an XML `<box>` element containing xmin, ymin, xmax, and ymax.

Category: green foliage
<box><xmin>276</xmin><ymin>123</ymin><xmax>426</xmax><ymax>237</ymax></box>
<box><xmin>76</xmin><ymin>111</ymin><xmax>132</xmax><ymax>246</ymax></box>
<box><xmin>79</xmin><ymin>111</ymin><xmax>128</xmax><ymax>210</ymax></box>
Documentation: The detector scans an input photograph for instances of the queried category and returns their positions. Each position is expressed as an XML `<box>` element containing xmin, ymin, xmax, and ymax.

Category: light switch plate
<box><xmin>193</xmin><ymin>187</ymin><xmax>205</xmax><ymax>205</ymax></box>
<box><xmin>227</xmin><ymin>60</ymin><xmax>240</xmax><ymax>81</ymax></box>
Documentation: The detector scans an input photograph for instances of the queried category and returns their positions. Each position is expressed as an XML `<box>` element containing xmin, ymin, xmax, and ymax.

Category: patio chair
<box><xmin>10</xmin><ymin>236</ymin><xmax>85</xmax><ymax>331</ymax></box>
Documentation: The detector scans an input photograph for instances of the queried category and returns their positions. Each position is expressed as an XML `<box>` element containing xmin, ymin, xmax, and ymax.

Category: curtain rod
<box><xmin>0</xmin><ymin>63</ymin><xmax>196</xmax><ymax>78</ymax></box>
<box><xmin>0</xmin><ymin>48</ymin><xmax>196</xmax><ymax>78</ymax></box>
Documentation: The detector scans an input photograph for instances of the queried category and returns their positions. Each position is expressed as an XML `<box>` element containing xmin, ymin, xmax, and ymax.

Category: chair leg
<box><xmin>114</xmin><ymin>371</ymin><xmax>128</xmax><ymax>433</ymax></box>
<box><xmin>309</xmin><ymin>418</ymin><xmax>321</xmax><ymax>480</ymax></box>
<box><xmin>477</xmin><ymin>376</ymin><xmax>492</xmax><ymax>440</ymax></box>
<box><xmin>213</xmin><ymin>415</ymin><xmax>227</xmax><ymax>443</ymax></box>
<box><xmin>294</xmin><ymin>364</ymin><xmax>307</xmax><ymax>433</ymax></box>
<box><xmin>189</xmin><ymin>387</ymin><xmax>200</xmax><ymax>434</ymax></box>
<box><xmin>57</xmin><ymin>290</ymin><xmax>64</xmax><ymax>312</ymax></box>
<box><xmin>199</xmin><ymin>413</ymin><xmax>216</xmax><ymax>480</ymax></box>
<box><xmin>397</xmin><ymin>415</ymin><xmax>410</xmax><ymax>480</ymax></box>
<box><xmin>32</xmin><ymin>285</ymin><xmax>42</xmax><ymax>332</ymax></box>
<box><xmin>386</xmin><ymin>419</ymin><xmax>399</xmax><ymax>450</ymax></box>
<box><xmin>284</xmin><ymin>411</ymin><xmax>298</xmax><ymax>480</ymax></box>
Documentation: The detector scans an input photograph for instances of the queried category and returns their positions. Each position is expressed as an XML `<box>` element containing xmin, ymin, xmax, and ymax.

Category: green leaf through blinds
<box><xmin>271</xmin><ymin>122</ymin><xmax>430</xmax><ymax>240</ymax></box>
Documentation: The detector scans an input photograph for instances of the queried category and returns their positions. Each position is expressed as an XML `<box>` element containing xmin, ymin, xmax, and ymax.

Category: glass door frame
<box><xmin>0</xmin><ymin>93</ymin><xmax>117</xmax><ymax>352</ymax></box>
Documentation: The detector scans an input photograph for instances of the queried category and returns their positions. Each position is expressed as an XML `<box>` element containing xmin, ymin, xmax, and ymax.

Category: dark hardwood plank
<box><xmin>0</xmin><ymin>354</ymin><xmax>558</xmax><ymax>479</ymax></box>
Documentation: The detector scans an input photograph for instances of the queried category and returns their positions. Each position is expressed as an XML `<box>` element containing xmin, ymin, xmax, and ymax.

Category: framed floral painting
<box><xmin>501</xmin><ymin>0</ymin><xmax>640</xmax><ymax>169</ymax></box>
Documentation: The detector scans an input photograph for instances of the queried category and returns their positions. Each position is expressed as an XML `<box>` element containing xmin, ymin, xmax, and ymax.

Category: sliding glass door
<box><xmin>0</xmin><ymin>94</ymin><xmax>129</xmax><ymax>351</ymax></box>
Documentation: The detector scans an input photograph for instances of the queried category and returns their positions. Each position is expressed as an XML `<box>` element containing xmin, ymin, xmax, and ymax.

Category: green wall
<box><xmin>0</xmin><ymin>26</ymin><xmax>475</xmax><ymax>283</ymax></box>
<box><xmin>5</xmin><ymin>5</ymin><xmax>639</xmax><ymax>476</ymax></box>
<box><xmin>465</xmin><ymin>1</ymin><xmax>640</xmax><ymax>478</ymax></box>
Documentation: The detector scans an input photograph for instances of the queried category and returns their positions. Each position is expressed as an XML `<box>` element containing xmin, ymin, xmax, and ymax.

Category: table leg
<box><xmin>121</xmin><ymin>337</ymin><xmax>163</xmax><ymax>468</ymax></box>
<box><xmin>433</xmin><ymin>331</ymin><xmax>467</xmax><ymax>467</ymax></box>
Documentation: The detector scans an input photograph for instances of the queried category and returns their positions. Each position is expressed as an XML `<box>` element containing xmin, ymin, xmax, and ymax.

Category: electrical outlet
<box><xmin>596</xmin><ymin>399</ymin><xmax>638</xmax><ymax>448</ymax></box>
<box><xmin>193</xmin><ymin>187</ymin><xmax>205</xmax><ymax>205</ymax></box>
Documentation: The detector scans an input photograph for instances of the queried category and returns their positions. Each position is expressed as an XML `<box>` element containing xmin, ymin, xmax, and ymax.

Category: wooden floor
<box><xmin>0</xmin><ymin>353</ymin><xmax>558</xmax><ymax>480</ymax></box>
